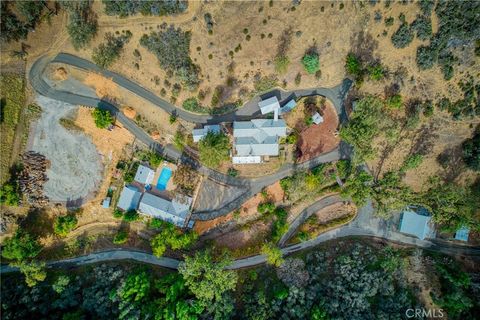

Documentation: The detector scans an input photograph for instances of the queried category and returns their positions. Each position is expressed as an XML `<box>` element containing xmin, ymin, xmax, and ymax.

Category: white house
<box><xmin>117</xmin><ymin>185</ymin><xmax>142</xmax><ymax>211</ymax></box>
<box><xmin>134</xmin><ymin>164</ymin><xmax>155</xmax><ymax>185</ymax></box>
<box><xmin>138</xmin><ymin>192</ymin><xmax>192</xmax><ymax>228</ymax></box>
<box><xmin>258</xmin><ymin>96</ymin><xmax>280</xmax><ymax>115</ymax></box>
<box><xmin>192</xmin><ymin>124</ymin><xmax>221</xmax><ymax>142</ymax></box>
<box><xmin>232</xmin><ymin>119</ymin><xmax>287</xmax><ymax>164</ymax></box>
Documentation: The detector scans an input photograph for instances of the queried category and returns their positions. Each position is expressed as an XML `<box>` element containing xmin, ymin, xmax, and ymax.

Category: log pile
<box><xmin>18</xmin><ymin>151</ymin><xmax>49</xmax><ymax>206</ymax></box>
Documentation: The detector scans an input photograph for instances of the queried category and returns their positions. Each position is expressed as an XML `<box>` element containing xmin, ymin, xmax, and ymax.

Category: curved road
<box><xmin>29</xmin><ymin>53</ymin><xmax>353</xmax><ymax>220</ymax></box>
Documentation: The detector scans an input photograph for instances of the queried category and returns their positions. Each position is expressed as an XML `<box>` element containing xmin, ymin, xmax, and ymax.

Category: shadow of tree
<box><xmin>436</xmin><ymin>146</ymin><xmax>465</xmax><ymax>182</ymax></box>
<box><xmin>20</xmin><ymin>207</ymin><xmax>55</xmax><ymax>238</ymax></box>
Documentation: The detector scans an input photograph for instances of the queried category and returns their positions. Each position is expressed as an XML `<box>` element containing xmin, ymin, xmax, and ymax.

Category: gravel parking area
<box><xmin>29</xmin><ymin>96</ymin><xmax>102</xmax><ymax>204</ymax></box>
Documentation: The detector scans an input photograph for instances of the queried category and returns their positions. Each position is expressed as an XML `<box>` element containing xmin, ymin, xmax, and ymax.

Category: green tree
<box><xmin>462</xmin><ymin>126</ymin><xmax>480</xmax><ymax>171</ymax></box>
<box><xmin>340</xmin><ymin>170</ymin><xmax>373</xmax><ymax>206</ymax></box>
<box><xmin>345</xmin><ymin>53</ymin><xmax>362</xmax><ymax>77</ymax></box>
<box><xmin>92</xmin><ymin>108</ymin><xmax>113</xmax><ymax>128</ymax></box>
<box><xmin>261</xmin><ymin>242</ymin><xmax>284</xmax><ymax>267</ymax></box>
<box><xmin>386</xmin><ymin>94</ymin><xmax>403</xmax><ymax>109</ymax></box>
<box><xmin>117</xmin><ymin>269</ymin><xmax>151</xmax><ymax>302</ymax></box>
<box><xmin>92</xmin><ymin>32</ymin><xmax>132</xmax><ymax>68</ymax></box>
<box><xmin>60</xmin><ymin>0</ymin><xmax>98</xmax><ymax>50</ymax></box>
<box><xmin>54</xmin><ymin>215</ymin><xmax>78</xmax><ymax>237</ymax></box>
<box><xmin>1</xmin><ymin>229</ymin><xmax>41</xmax><ymax>261</ymax></box>
<box><xmin>302</xmin><ymin>52</ymin><xmax>320</xmax><ymax>74</ymax></box>
<box><xmin>17</xmin><ymin>260</ymin><xmax>47</xmax><ymax>287</ymax></box>
<box><xmin>0</xmin><ymin>182</ymin><xmax>20</xmax><ymax>206</ymax></box>
<box><xmin>198</xmin><ymin>131</ymin><xmax>230</xmax><ymax>168</ymax></box>
<box><xmin>113</xmin><ymin>230</ymin><xmax>128</xmax><ymax>244</ymax></box>
<box><xmin>52</xmin><ymin>275</ymin><xmax>71</xmax><ymax>293</ymax></box>
<box><xmin>339</xmin><ymin>96</ymin><xmax>384</xmax><ymax>163</ymax></box>
<box><xmin>178</xmin><ymin>250</ymin><xmax>238</xmax><ymax>309</ymax></box>
<box><xmin>150</xmin><ymin>222</ymin><xmax>197</xmax><ymax>257</ymax></box>
<box><xmin>123</xmin><ymin>209</ymin><xmax>139</xmax><ymax>222</ymax></box>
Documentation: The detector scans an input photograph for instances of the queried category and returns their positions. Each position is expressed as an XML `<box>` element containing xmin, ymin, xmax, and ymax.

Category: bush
<box><xmin>182</xmin><ymin>97</ymin><xmax>209</xmax><ymax>114</ymax></box>
<box><xmin>258</xmin><ymin>202</ymin><xmax>275</xmax><ymax>214</ymax></box>
<box><xmin>401</xmin><ymin>154</ymin><xmax>424</xmax><ymax>172</ymax></box>
<box><xmin>253</xmin><ymin>75</ymin><xmax>278</xmax><ymax>93</ymax></box>
<box><xmin>113</xmin><ymin>230</ymin><xmax>128</xmax><ymax>244</ymax></box>
<box><xmin>102</xmin><ymin>0</ymin><xmax>188</xmax><ymax>17</ymax></box>
<box><xmin>384</xmin><ymin>16</ymin><xmax>394</xmax><ymax>27</ymax></box>
<box><xmin>295</xmin><ymin>73</ymin><xmax>302</xmax><ymax>85</ymax></box>
<box><xmin>113</xmin><ymin>209</ymin><xmax>123</xmax><ymax>219</ymax></box>
<box><xmin>345</xmin><ymin>53</ymin><xmax>362</xmax><ymax>77</ymax></box>
<box><xmin>92</xmin><ymin>32</ymin><xmax>132</xmax><ymax>68</ymax></box>
<box><xmin>368</xmin><ymin>63</ymin><xmax>385</xmax><ymax>81</ymax></box>
<box><xmin>274</xmin><ymin>55</ymin><xmax>290</xmax><ymax>74</ymax></box>
<box><xmin>391</xmin><ymin>23</ymin><xmax>414</xmax><ymax>48</ymax></box>
<box><xmin>416</xmin><ymin>45</ymin><xmax>437</xmax><ymax>70</ymax></box>
<box><xmin>150</xmin><ymin>222</ymin><xmax>197</xmax><ymax>257</ymax></box>
<box><xmin>386</xmin><ymin>94</ymin><xmax>403</xmax><ymax>109</ymax></box>
<box><xmin>462</xmin><ymin>127</ymin><xmax>480</xmax><ymax>171</ymax></box>
<box><xmin>123</xmin><ymin>210</ymin><xmax>139</xmax><ymax>222</ymax></box>
<box><xmin>0</xmin><ymin>181</ymin><xmax>20</xmax><ymax>206</ymax></box>
<box><xmin>411</xmin><ymin>16</ymin><xmax>432</xmax><ymax>40</ymax></box>
<box><xmin>261</xmin><ymin>242</ymin><xmax>284</xmax><ymax>267</ymax></box>
<box><xmin>92</xmin><ymin>109</ymin><xmax>113</xmax><ymax>128</ymax></box>
<box><xmin>301</xmin><ymin>52</ymin><xmax>320</xmax><ymax>74</ymax></box>
<box><xmin>54</xmin><ymin>215</ymin><xmax>78</xmax><ymax>237</ymax></box>
<box><xmin>227</xmin><ymin>167</ymin><xmax>238</xmax><ymax>177</ymax></box>
<box><xmin>1</xmin><ymin>229</ymin><xmax>41</xmax><ymax>262</ymax></box>
<box><xmin>60</xmin><ymin>1</ymin><xmax>98</xmax><ymax>50</ymax></box>
<box><xmin>198</xmin><ymin>132</ymin><xmax>230</xmax><ymax>168</ymax></box>
<box><xmin>140</xmin><ymin>25</ymin><xmax>200</xmax><ymax>90</ymax></box>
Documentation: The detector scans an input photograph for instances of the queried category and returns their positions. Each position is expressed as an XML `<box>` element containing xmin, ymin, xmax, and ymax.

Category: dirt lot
<box><xmin>284</xmin><ymin>96</ymin><xmax>340</xmax><ymax>162</ymax></box>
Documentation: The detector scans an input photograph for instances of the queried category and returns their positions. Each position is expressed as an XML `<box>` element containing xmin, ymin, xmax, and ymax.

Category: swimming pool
<box><xmin>156</xmin><ymin>167</ymin><xmax>172</xmax><ymax>190</ymax></box>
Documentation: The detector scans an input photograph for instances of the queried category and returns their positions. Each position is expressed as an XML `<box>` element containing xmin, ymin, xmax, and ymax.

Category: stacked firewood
<box><xmin>18</xmin><ymin>151</ymin><xmax>49</xmax><ymax>206</ymax></box>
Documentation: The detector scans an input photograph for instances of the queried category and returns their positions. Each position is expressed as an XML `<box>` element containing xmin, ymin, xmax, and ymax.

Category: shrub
<box><xmin>384</xmin><ymin>16</ymin><xmax>394</xmax><ymax>27</ymax></box>
<box><xmin>150</xmin><ymin>222</ymin><xmax>197</xmax><ymax>257</ymax></box>
<box><xmin>423</xmin><ymin>100</ymin><xmax>434</xmax><ymax>117</ymax></box>
<box><xmin>462</xmin><ymin>127</ymin><xmax>480</xmax><ymax>171</ymax></box>
<box><xmin>368</xmin><ymin>63</ymin><xmax>385</xmax><ymax>81</ymax></box>
<box><xmin>416</xmin><ymin>45</ymin><xmax>437</xmax><ymax>70</ymax></box>
<box><xmin>401</xmin><ymin>154</ymin><xmax>424</xmax><ymax>172</ymax></box>
<box><xmin>386</xmin><ymin>94</ymin><xmax>403</xmax><ymax>109</ymax></box>
<box><xmin>411</xmin><ymin>16</ymin><xmax>432</xmax><ymax>40</ymax></box>
<box><xmin>1</xmin><ymin>229</ymin><xmax>41</xmax><ymax>261</ymax></box>
<box><xmin>54</xmin><ymin>215</ymin><xmax>78</xmax><ymax>237</ymax></box>
<box><xmin>113</xmin><ymin>230</ymin><xmax>128</xmax><ymax>244</ymax></box>
<box><xmin>182</xmin><ymin>97</ymin><xmax>209</xmax><ymax>114</ymax></box>
<box><xmin>345</xmin><ymin>52</ymin><xmax>362</xmax><ymax>74</ymax></box>
<box><xmin>258</xmin><ymin>202</ymin><xmax>275</xmax><ymax>214</ymax></box>
<box><xmin>253</xmin><ymin>75</ymin><xmax>278</xmax><ymax>93</ymax></box>
<box><xmin>295</xmin><ymin>73</ymin><xmax>302</xmax><ymax>85</ymax></box>
<box><xmin>301</xmin><ymin>52</ymin><xmax>320</xmax><ymax>74</ymax></box>
<box><xmin>140</xmin><ymin>25</ymin><xmax>200</xmax><ymax>90</ymax></box>
<box><xmin>123</xmin><ymin>210</ymin><xmax>139</xmax><ymax>222</ymax></box>
<box><xmin>92</xmin><ymin>109</ymin><xmax>113</xmax><ymax>128</ymax></box>
<box><xmin>227</xmin><ymin>167</ymin><xmax>238</xmax><ymax>177</ymax></box>
<box><xmin>172</xmin><ymin>164</ymin><xmax>198</xmax><ymax>194</ymax></box>
<box><xmin>113</xmin><ymin>209</ymin><xmax>123</xmax><ymax>219</ymax></box>
<box><xmin>391</xmin><ymin>23</ymin><xmax>414</xmax><ymax>48</ymax></box>
<box><xmin>92</xmin><ymin>32</ymin><xmax>132</xmax><ymax>68</ymax></box>
<box><xmin>0</xmin><ymin>182</ymin><xmax>20</xmax><ymax>206</ymax></box>
<box><xmin>261</xmin><ymin>243</ymin><xmax>284</xmax><ymax>267</ymax></box>
<box><xmin>198</xmin><ymin>131</ymin><xmax>230</xmax><ymax>168</ymax></box>
<box><xmin>274</xmin><ymin>55</ymin><xmax>290</xmax><ymax>74</ymax></box>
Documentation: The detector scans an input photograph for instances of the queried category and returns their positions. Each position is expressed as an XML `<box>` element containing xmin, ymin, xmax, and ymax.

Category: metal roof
<box><xmin>134</xmin><ymin>165</ymin><xmax>155</xmax><ymax>185</ymax></box>
<box><xmin>138</xmin><ymin>193</ymin><xmax>192</xmax><ymax>227</ymax></box>
<box><xmin>280</xmin><ymin>99</ymin><xmax>297</xmax><ymax>114</ymax></box>
<box><xmin>117</xmin><ymin>185</ymin><xmax>141</xmax><ymax>211</ymax></box>
<box><xmin>192</xmin><ymin>125</ymin><xmax>221</xmax><ymax>142</ymax></box>
<box><xmin>232</xmin><ymin>119</ymin><xmax>286</xmax><ymax>157</ymax></box>
<box><xmin>312</xmin><ymin>112</ymin><xmax>324</xmax><ymax>124</ymax></box>
<box><xmin>258</xmin><ymin>96</ymin><xmax>280</xmax><ymax>114</ymax></box>
<box><xmin>399</xmin><ymin>208</ymin><xmax>435</xmax><ymax>240</ymax></box>
<box><xmin>454</xmin><ymin>226</ymin><xmax>470</xmax><ymax>242</ymax></box>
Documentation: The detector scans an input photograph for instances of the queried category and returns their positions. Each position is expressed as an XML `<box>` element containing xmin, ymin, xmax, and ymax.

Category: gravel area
<box><xmin>29</xmin><ymin>96</ymin><xmax>102</xmax><ymax>204</ymax></box>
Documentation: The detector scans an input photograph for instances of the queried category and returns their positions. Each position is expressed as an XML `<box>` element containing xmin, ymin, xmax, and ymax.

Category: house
<box><xmin>258</xmin><ymin>96</ymin><xmax>280</xmax><ymax>115</ymax></box>
<box><xmin>192</xmin><ymin>124</ymin><xmax>221</xmax><ymax>143</ymax></box>
<box><xmin>117</xmin><ymin>185</ymin><xmax>142</xmax><ymax>211</ymax></box>
<box><xmin>279</xmin><ymin>99</ymin><xmax>297</xmax><ymax>115</ymax></box>
<box><xmin>312</xmin><ymin>112</ymin><xmax>324</xmax><ymax>124</ymax></box>
<box><xmin>134</xmin><ymin>164</ymin><xmax>155</xmax><ymax>185</ymax></box>
<box><xmin>232</xmin><ymin>119</ymin><xmax>287</xmax><ymax>164</ymax></box>
<box><xmin>138</xmin><ymin>192</ymin><xmax>193</xmax><ymax>228</ymax></box>
<box><xmin>454</xmin><ymin>226</ymin><xmax>470</xmax><ymax>242</ymax></box>
<box><xmin>399</xmin><ymin>206</ymin><xmax>435</xmax><ymax>240</ymax></box>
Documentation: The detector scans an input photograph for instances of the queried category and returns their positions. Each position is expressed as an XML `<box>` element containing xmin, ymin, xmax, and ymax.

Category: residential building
<box><xmin>192</xmin><ymin>124</ymin><xmax>221</xmax><ymax>142</ymax></box>
<box><xmin>117</xmin><ymin>185</ymin><xmax>142</xmax><ymax>211</ymax></box>
<box><xmin>312</xmin><ymin>112</ymin><xmax>324</xmax><ymax>124</ymax></box>
<box><xmin>454</xmin><ymin>226</ymin><xmax>470</xmax><ymax>242</ymax></box>
<box><xmin>258</xmin><ymin>96</ymin><xmax>280</xmax><ymax>115</ymax></box>
<box><xmin>399</xmin><ymin>206</ymin><xmax>435</xmax><ymax>240</ymax></box>
<box><xmin>232</xmin><ymin>119</ymin><xmax>287</xmax><ymax>164</ymax></box>
<box><xmin>134</xmin><ymin>164</ymin><xmax>155</xmax><ymax>185</ymax></box>
<box><xmin>138</xmin><ymin>192</ymin><xmax>193</xmax><ymax>228</ymax></box>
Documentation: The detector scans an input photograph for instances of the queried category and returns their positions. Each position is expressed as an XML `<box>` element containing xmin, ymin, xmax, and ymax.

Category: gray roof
<box><xmin>117</xmin><ymin>185</ymin><xmax>142</xmax><ymax>211</ymax></box>
<box><xmin>280</xmin><ymin>99</ymin><xmax>297</xmax><ymax>114</ymax></box>
<box><xmin>134</xmin><ymin>165</ymin><xmax>155</xmax><ymax>185</ymax></box>
<box><xmin>312</xmin><ymin>112</ymin><xmax>324</xmax><ymax>124</ymax></box>
<box><xmin>192</xmin><ymin>125</ymin><xmax>221</xmax><ymax>142</ymax></box>
<box><xmin>233</xmin><ymin>119</ymin><xmax>287</xmax><ymax>157</ymax></box>
<box><xmin>258</xmin><ymin>96</ymin><xmax>280</xmax><ymax>114</ymax></box>
<box><xmin>399</xmin><ymin>208</ymin><xmax>435</xmax><ymax>240</ymax></box>
<box><xmin>454</xmin><ymin>226</ymin><xmax>470</xmax><ymax>242</ymax></box>
<box><xmin>138</xmin><ymin>193</ymin><xmax>192</xmax><ymax>227</ymax></box>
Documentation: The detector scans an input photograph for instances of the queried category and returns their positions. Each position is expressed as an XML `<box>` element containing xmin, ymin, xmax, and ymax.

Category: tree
<box><xmin>340</xmin><ymin>170</ymin><xmax>373</xmax><ymax>206</ymax></box>
<box><xmin>17</xmin><ymin>260</ymin><xmax>47</xmax><ymax>287</ymax></box>
<box><xmin>262</xmin><ymin>242</ymin><xmax>284</xmax><ymax>267</ymax></box>
<box><xmin>52</xmin><ymin>275</ymin><xmax>71</xmax><ymax>293</ymax></box>
<box><xmin>92</xmin><ymin>108</ymin><xmax>113</xmax><ymax>128</ymax></box>
<box><xmin>339</xmin><ymin>96</ymin><xmax>384</xmax><ymax>163</ymax></box>
<box><xmin>117</xmin><ymin>269</ymin><xmax>151</xmax><ymax>302</ymax></box>
<box><xmin>0</xmin><ymin>181</ymin><xmax>20</xmax><ymax>206</ymax></box>
<box><xmin>178</xmin><ymin>250</ymin><xmax>237</xmax><ymax>309</ymax></box>
<box><xmin>123</xmin><ymin>209</ymin><xmax>139</xmax><ymax>222</ymax></box>
<box><xmin>1</xmin><ymin>229</ymin><xmax>41</xmax><ymax>261</ymax></box>
<box><xmin>391</xmin><ymin>23</ymin><xmax>414</xmax><ymax>48</ymax></box>
<box><xmin>150</xmin><ymin>222</ymin><xmax>197</xmax><ymax>257</ymax></box>
<box><xmin>92</xmin><ymin>32</ymin><xmax>132</xmax><ymax>68</ymax></box>
<box><xmin>60</xmin><ymin>0</ymin><xmax>98</xmax><ymax>50</ymax></box>
<box><xmin>301</xmin><ymin>52</ymin><xmax>320</xmax><ymax>74</ymax></box>
<box><xmin>345</xmin><ymin>53</ymin><xmax>362</xmax><ymax>78</ymax></box>
<box><xmin>462</xmin><ymin>127</ymin><xmax>480</xmax><ymax>171</ymax></box>
<box><xmin>198</xmin><ymin>131</ymin><xmax>230</xmax><ymax>168</ymax></box>
<box><xmin>54</xmin><ymin>214</ymin><xmax>78</xmax><ymax>237</ymax></box>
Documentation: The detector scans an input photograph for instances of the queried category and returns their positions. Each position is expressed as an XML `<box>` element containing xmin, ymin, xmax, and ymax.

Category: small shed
<box><xmin>399</xmin><ymin>207</ymin><xmax>435</xmax><ymax>240</ymax></box>
<box><xmin>454</xmin><ymin>226</ymin><xmax>470</xmax><ymax>242</ymax></box>
<box><xmin>102</xmin><ymin>197</ymin><xmax>111</xmax><ymax>208</ymax></box>
<box><xmin>312</xmin><ymin>112</ymin><xmax>324</xmax><ymax>124</ymax></box>
<box><xmin>134</xmin><ymin>164</ymin><xmax>155</xmax><ymax>185</ymax></box>
<box><xmin>279</xmin><ymin>99</ymin><xmax>297</xmax><ymax>115</ymax></box>
<box><xmin>258</xmin><ymin>96</ymin><xmax>280</xmax><ymax>114</ymax></box>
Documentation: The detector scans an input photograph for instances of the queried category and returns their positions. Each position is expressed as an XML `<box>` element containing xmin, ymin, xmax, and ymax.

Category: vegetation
<box><xmin>301</xmin><ymin>52</ymin><xmax>320</xmax><ymax>74</ymax></box>
<box><xmin>385</xmin><ymin>94</ymin><xmax>403</xmax><ymax>109</ymax></box>
<box><xmin>274</xmin><ymin>55</ymin><xmax>290</xmax><ymax>74</ymax></box>
<box><xmin>135</xmin><ymin>149</ymin><xmax>162</xmax><ymax>167</ymax></box>
<box><xmin>261</xmin><ymin>242</ymin><xmax>284</xmax><ymax>267</ymax></box>
<box><xmin>102</xmin><ymin>0</ymin><xmax>188</xmax><ymax>17</ymax></box>
<box><xmin>172</xmin><ymin>164</ymin><xmax>198</xmax><ymax>195</ymax></box>
<box><xmin>54</xmin><ymin>214</ymin><xmax>78</xmax><ymax>237</ymax></box>
<box><xmin>123</xmin><ymin>209</ymin><xmax>139</xmax><ymax>222</ymax></box>
<box><xmin>0</xmin><ymin>1</ymin><xmax>46</xmax><ymax>43</ymax></box>
<box><xmin>140</xmin><ymin>26</ymin><xmax>200</xmax><ymax>90</ymax></box>
<box><xmin>198</xmin><ymin>131</ymin><xmax>230</xmax><ymax>168</ymax></box>
<box><xmin>462</xmin><ymin>126</ymin><xmax>480</xmax><ymax>171</ymax></box>
<box><xmin>182</xmin><ymin>97</ymin><xmax>209</xmax><ymax>114</ymax></box>
<box><xmin>91</xmin><ymin>108</ymin><xmax>113</xmax><ymax>129</ymax></box>
<box><xmin>92</xmin><ymin>32</ymin><xmax>132</xmax><ymax>68</ymax></box>
<box><xmin>150</xmin><ymin>221</ymin><xmax>197</xmax><ymax>257</ymax></box>
<box><xmin>1</xmin><ymin>229</ymin><xmax>42</xmax><ymax>262</ymax></box>
<box><xmin>253</xmin><ymin>74</ymin><xmax>279</xmax><ymax>93</ymax></box>
<box><xmin>391</xmin><ymin>22</ymin><xmax>414</xmax><ymax>48</ymax></box>
<box><xmin>0</xmin><ymin>181</ymin><xmax>20</xmax><ymax>206</ymax></box>
<box><xmin>59</xmin><ymin>117</ymin><xmax>84</xmax><ymax>133</ymax></box>
<box><xmin>60</xmin><ymin>0</ymin><xmax>98</xmax><ymax>50</ymax></box>
<box><xmin>113</xmin><ymin>230</ymin><xmax>128</xmax><ymax>244</ymax></box>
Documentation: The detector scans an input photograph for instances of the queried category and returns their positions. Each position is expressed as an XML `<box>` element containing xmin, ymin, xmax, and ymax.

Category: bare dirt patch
<box><xmin>84</xmin><ymin>72</ymin><xmax>119</xmax><ymax>99</ymax></box>
<box><xmin>123</xmin><ymin>106</ymin><xmax>136</xmax><ymax>119</ymax></box>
